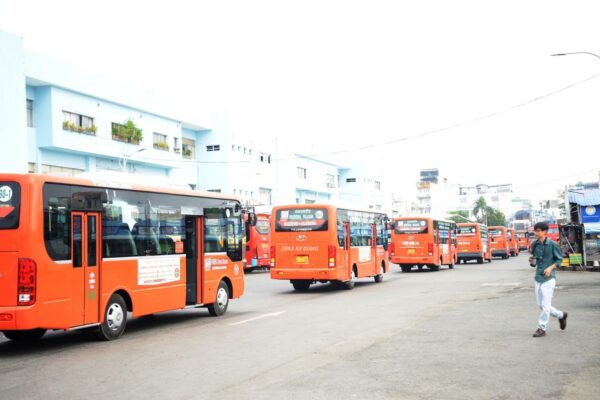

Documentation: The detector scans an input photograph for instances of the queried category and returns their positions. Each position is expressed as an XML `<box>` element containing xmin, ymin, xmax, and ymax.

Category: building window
<box><xmin>63</xmin><ymin>111</ymin><xmax>96</xmax><ymax>135</ymax></box>
<box><xmin>326</xmin><ymin>174</ymin><xmax>336</xmax><ymax>188</ymax></box>
<box><xmin>297</xmin><ymin>167</ymin><xmax>307</xmax><ymax>179</ymax></box>
<box><xmin>375</xmin><ymin>181</ymin><xmax>381</xmax><ymax>190</ymax></box>
<box><xmin>249</xmin><ymin>149</ymin><xmax>252</xmax><ymax>156</ymax></box>
<box><xmin>182</xmin><ymin>138</ymin><xmax>196</xmax><ymax>159</ymax></box>
<box><xmin>41</xmin><ymin>164</ymin><xmax>84</xmax><ymax>176</ymax></box>
<box><xmin>346</xmin><ymin>178</ymin><xmax>356</xmax><ymax>183</ymax></box>
<box><xmin>173</xmin><ymin>137</ymin><xmax>180</xmax><ymax>153</ymax></box>
<box><xmin>259</xmin><ymin>188</ymin><xmax>272</xmax><ymax>206</ymax></box>
<box><xmin>153</xmin><ymin>133</ymin><xmax>169</xmax><ymax>151</ymax></box>
<box><xmin>232</xmin><ymin>144</ymin><xmax>236</xmax><ymax>151</ymax></box>
<box><xmin>207</xmin><ymin>189</ymin><xmax>221</xmax><ymax>193</ymax></box>
<box><xmin>26</xmin><ymin>100</ymin><xmax>34</xmax><ymax>128</ymax></box>
<box><xmin>28</xmin><ymin>162</ymin><xmax>36</xmax><ymax>173</ymax></box>
<box><xmin>207</xmin><ymin>145</ymin><xmax>220</xmax><ymax>152</ymax></box>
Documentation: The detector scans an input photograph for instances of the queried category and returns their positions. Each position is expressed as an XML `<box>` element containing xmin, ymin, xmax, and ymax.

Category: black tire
<box><xmin>291</xmin><ymin>280</ymin><xmax>311</xmax><ymax>292</ymax></box>
<box><xmin>430</xmin><ymin>264</ymin><xmax>440</xmax><ymax>272</ymax></box>
<box><xmin>3</xmin><ymin>328</ymin><xmax>46</xmax><ymax>342</ymax></box>
<box><xmin>208</xmin><ymin>280</ymin><xmax>230</xmax><ymax>316</ymax></box>
<box><xmin>401</xmin><ymin>265</ymin><xmax>412</xmax><ymax>273</ymax></box>
<box><xmin>449</xmin><ymin>262</ymin><xmax>454</xmax><ymax>269</ymax></box>
<box><xmin>343</xmin><ymin>268</ymin><xmax>356</xmax><ymax>290</ymax></box>
<box><xmin>477</xmin><ymin>257</ymin><xmax>484</xmax><ymax>264</ymax></box>
<box><xmin>97</xmin><ymin>293</ymin><xmax>128</xmax><ymax>341</ymax></box>
<box><xmin>374</xmin><ymin>264</ymin><xmax>385</xmax><ymax>283</ymax></box>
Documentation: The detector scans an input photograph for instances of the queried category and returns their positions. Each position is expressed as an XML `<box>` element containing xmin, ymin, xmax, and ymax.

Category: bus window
<box><xmin>255</xmin><ymin>220</ymin><xmax>270</xmax><ymax>235</ymax></box>
<box><xmin>394</xmin><ymin>219</ymin><xmax>428</xmax><ymax>234</ymax></box>
<box><xmin>275</xmin><ymin>208</ymin><xmax>328</xmax><ymax>232</ymax></box>
<box><xmin>0</xmin><ymin>181</ymin><xmax>21</xmax><ymax>229</ymax></box>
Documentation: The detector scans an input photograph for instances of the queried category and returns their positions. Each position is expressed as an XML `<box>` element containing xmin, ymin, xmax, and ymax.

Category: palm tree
<box><xmin>472</xmin><ymin>197</ymin><xmax>489</xmax><ymax>225</ymax></box>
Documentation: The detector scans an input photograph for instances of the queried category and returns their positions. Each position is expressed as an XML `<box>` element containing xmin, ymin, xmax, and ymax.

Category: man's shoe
<box><xmin>533</xmin><ymin>329</ymin><xmax>546</xmax><ymax>337</ymax></box>
<box><xmin>559</xmin><ymin>312</ymin><xmax>568</xmax><ymax>330</ymax></box>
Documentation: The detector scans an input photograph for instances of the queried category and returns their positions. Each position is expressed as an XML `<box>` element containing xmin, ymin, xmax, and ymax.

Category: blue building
<box><xmin>0</xmin><ymin>30</ymin><xmax>210</xmax><ymax>188</ymax></box>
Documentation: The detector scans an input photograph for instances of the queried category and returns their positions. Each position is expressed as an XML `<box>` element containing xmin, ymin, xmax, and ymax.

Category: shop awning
<box><xmin>568</xmin><ymin>189</ymin><xmax>600</xmax><ymax>206</ymax></box>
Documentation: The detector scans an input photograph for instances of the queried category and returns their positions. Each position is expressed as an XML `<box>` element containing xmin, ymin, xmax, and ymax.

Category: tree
<box><xmin>472</xmin><ymin>197</ymin><xmax>489</xmax><ymax>224</ymax></box>
<box><xmin>447</xmin><ymin>210</ymin><xmax>470</xmax><ymax>223</ymax></box>
<box><xmin>487</xmin><ymin>209</ymin><xmax>507</xmax><ymax>227</ymax></box>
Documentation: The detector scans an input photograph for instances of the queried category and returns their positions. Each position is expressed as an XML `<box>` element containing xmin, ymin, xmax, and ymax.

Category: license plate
<box><xmin>296</xmin><ymin>255</ymin><xmax>309</xmax><ymax>264</ymax></box>
<box><xmin>407</xmin><ymin>249</ymin><xmax>415</xmax><ymax>254</ymax></box>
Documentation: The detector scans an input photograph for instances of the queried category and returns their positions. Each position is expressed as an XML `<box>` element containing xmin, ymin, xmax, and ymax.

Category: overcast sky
<box><xmin>1</xmin><ymin>0</ymin><xmax>599</xmax><ymax>204</ymax></box>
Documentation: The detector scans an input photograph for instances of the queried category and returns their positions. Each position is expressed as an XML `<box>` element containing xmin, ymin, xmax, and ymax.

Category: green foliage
<box><xmin>487</xmin><ymin>209</ymin><xmax>507</xmax><ymax>227</ymax></box>
<box><xmin>447</xmin><ymin>210</ymin><xmax>470</xmax><ymax>223</ymax></box>
<box><xmin>112</xmin><ymin>120</ymin><xmax>143</xmax><ymax>144</ymax></box>
<box><xmin>154</xmin><ymin>141</ymin><xmax>169</xmax><ymax>151</ymax></box>
<box><xmin>62</xmin><ymin>120</ymin><xmax>97</xmax><ymax>135</ymax></box>
<box><xmin>472</xmin><ymin>197</ymin><xmax>489</xmax><ymax>224</ymax></box>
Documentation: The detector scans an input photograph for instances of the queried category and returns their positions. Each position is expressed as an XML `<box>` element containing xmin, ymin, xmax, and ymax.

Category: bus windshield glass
<box><xmin>275</xmin><ymin>208</ymin><xmax>328</xmax><ymax>232</ymax></box>
<box><xmin>394</xmin><ymin>219</ymin><xmax>428</xmax><ymax>234</ymax></box>
<box><xmin>457</xmin><ymin>225</ymin><xmax>476</xmax><ymax>235</ymax></box>
<box><xmin>0</xmin><ymin>182</ymin><xmax>21</xmax><ymax>229</ymax></box>
<box><xmin>255</xmin><ymin>220</ymin><xmax>270</xmax><ymax>235</ymax></box>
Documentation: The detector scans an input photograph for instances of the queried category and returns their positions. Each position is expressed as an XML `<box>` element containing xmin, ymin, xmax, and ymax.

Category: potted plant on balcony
<box><xmin>154</xmin><ymin>142</ymin><xmax>170</xmax><ymax>151</ymax></box>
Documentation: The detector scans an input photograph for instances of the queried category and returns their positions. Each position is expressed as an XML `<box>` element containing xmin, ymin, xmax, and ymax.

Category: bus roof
<box><xmin>273</xmin><ymin>203</ymin><xmax>388</xmax><ymax>217</ymax></box>
<box><xmin>1</xmin><ymin>173</ymin><xmax>241</xmax><ymax>203</ymax></box>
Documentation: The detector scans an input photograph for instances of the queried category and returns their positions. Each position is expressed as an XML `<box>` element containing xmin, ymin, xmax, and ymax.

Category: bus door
<box><xmin>185</xmin><ymin>216</ymin><xmax>204</xmax><ymax>305</ymax></box>
<box><xmin>344</xmin><ymin>221</ymin><xmax>351</xmax><ymax>272</ymax></box>
<box><xmin>71</xmin><ymin>212</ymin><xmax>101</xmax><ymax>325</ymax></box>
<box><xmin>371</xmin><ymin>224</ymin><xmax>378</xmax><ymax>273</ymax></box>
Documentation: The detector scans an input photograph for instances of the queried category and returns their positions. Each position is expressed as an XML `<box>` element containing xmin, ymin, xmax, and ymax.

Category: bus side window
<box><xmin>337</xmin><ymin>220</ymin><xmax>345</xmax><ymax>247</ymax></box>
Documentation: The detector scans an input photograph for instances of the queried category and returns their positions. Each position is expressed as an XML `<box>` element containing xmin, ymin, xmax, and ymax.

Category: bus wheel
<box><xmin>449</xmin><ymin>262</ymin><xmax>454</xmax><ymax>269</ymax></box>
<box><xmin>401</xmin><ymin>265</ymin><xmax>412</xmax><ymax>273</ymax></box>
<box><xmin>430</xmin><ymin>264</ymin><xmax>440</xmax><ymax>272</ymax></box>
<box><xmin>477</xmin><ymin>257</ymin><xmax>484</xmax><ymax>264</ymax></box>
<box><xmin>291</xmin><ymin>280</ymin><xmax>311</xmax><ymax>292</ymax></box>
<box><xmin>208</xmin><ymin>281</ymin><xmax>230</xmax><ymax>316</ymax></box>
<box><xmin>3</xmin><ymin>329</ymin><xmax>46</xmax><ymax>342</ymax></box>
<box><xmin>374</xmin><ymin>264</ymin><xmax>385</xmax><ymax>283</ymax></box>
<box><xmin>344</xmin><ymin>268</ymin><xmax>356</xmax><ymax>290</ymax></box>
<box><xmin>97</xmin><ymin>294</ymin><xmax>128</xmax><ymax>341</ymax></box>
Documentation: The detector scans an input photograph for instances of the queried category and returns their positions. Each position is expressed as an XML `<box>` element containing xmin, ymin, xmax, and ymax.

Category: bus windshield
<box><xmin>394</xmin><ymin>219</ymin><xmax>428</xmax><ymax>234</ymax></box>
<box><xmin>457</xmin><ymin>226</ymin><xmax>476</xmax><ymax>235</ymax></box>
<box><xmin>0</xmin><ymin>181</ymin><xmax>21</xmax><ymax>229</ymax></box>
<box><xmin>275</xmin><ymin>208</ymin><xmax>328</xmax><ymax>232</ymax></box>
<box><xmin>255</xmin><ymin>219</ymin><xmax>270</xmax><ymax>235</ymax></box>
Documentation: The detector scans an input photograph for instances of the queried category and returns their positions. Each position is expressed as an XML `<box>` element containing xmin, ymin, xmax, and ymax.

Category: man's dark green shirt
<box><xmin>532</xmin><ymin>238</ymin><xmax>563</xmax><ymax>283</ymax></box>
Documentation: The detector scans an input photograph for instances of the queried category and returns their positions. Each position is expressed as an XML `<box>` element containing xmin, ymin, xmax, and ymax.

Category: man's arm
<box><xmin>544</xmin><ymin>243</ymin><xmax>563</xmax><ymax>277</ymax></box>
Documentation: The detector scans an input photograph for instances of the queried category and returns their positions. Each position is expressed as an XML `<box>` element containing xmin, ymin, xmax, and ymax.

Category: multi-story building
<box><xmin>0</xmin><ymin>31</ymin><xmax>388</xmax><ymax>213</ymax></box>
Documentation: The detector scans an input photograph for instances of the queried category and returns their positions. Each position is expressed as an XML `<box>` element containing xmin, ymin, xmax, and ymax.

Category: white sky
<box><xmin>1</xmin><ymin>0</ymin><xmax>599</xmax><ymax>204</ymax></box>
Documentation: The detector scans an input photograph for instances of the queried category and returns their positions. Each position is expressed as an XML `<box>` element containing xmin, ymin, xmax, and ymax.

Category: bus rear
<box><xmin>507</xmin><ymin>228</ymin><xmax>520</xmax><ymax>256</ymax></box>
<box><xmin>456</xmin><ymin>223</ymin><xmax>491</xmax><ymax>264</ymax></box>
<box><xmin>0</xmin><ymin>178</ymin><xmax>26</xmax><ymax>333</ymax></box>
<box><xmin>489</xmin><ymin>226</ymin><xmax>510</xmax><ymax>259</ymax></box>
<box><xmin>245</xmin><ymin>213</ymin><xmax>271</xmax><ymax>270</ymax></box>
<box><xmin>270</xmin><ymin>205</ymin><xmax>340</xmax><ymax>289</ymax></box>
<box><xmin>516</xmin><ymin>232</ymin><xmax>529</xmax><ymax>251</ymax></box>
<box><xmin>390</xmin><ymin>218</ymin><xmax>442</xmax><ymax>272</ymax></box>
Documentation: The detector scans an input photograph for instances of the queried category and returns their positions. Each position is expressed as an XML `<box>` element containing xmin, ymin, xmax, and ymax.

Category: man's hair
<box><xmin>534</xmin><ymin>222</ymin><xmax>549</xmax><ymax>231</ymax></box>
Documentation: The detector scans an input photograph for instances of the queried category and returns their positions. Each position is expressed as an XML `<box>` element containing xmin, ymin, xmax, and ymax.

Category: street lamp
<box><xmin>551</xmin><ymin>52</ymin><xmax>600</xmax><ymax>61</ymax></box>
<box><xmin>119</xmin><ymin>148</ymin><xmax>146</xmax><ymax>172</ymax></box>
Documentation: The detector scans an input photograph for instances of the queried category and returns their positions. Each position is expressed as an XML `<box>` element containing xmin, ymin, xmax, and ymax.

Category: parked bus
<box><xmin>245</xmin><ymin>213</ymin><xmax>271</xmax><ymax>271</ymax></box>
<box><xmin>390</xmin><ymin>217</ymin><xmax>456</xmax><ymax>272</ymax></box>
<box><xmin>270</xmin><ymin>205</ymin><xmax>389</xmax><ymax>291</ymax></box>
<box><xmin>507</xmin><ymin>228</ymin><xmax>520</xmax><ymax>257</ymax></box>
<box><xmin>0</xmin><ymin>174</ymin><xmax>247</xmax><ymax>342</ymax></box>
<box><xmin>516</xmin><ymin>232</ymin><xmax>530</xmax><ymax>252</ymax></box>
<box><xmin>456</xmin><ymin>223</ymin><xmax>492</xmax><ymax>264</ymax></box>
<box><xmin>488</xmin><ymin>226</ymin><xmax>510</xmax><ymax>259</ymax></box>
<box><xmin>511</xmin><ymin>219</ymin><xmax>531</xmax><ymax>251</ymax></box>
<box><xmin>547</xmin><ymin>224</ymin><xmax>560</xmax><ymax>243</ymax></box>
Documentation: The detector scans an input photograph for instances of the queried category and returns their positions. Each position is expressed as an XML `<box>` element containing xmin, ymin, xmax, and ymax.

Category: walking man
<box><xmin>530</xmin><ymin>222</ymin><xmax>568</xmax><ymax>337</ymax></box>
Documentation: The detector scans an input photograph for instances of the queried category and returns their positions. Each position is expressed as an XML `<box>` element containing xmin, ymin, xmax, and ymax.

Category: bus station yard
<box><xmin>1</xmin><ymin>256</ymin><xmax>599</xmax><ymax>400</ymax></box>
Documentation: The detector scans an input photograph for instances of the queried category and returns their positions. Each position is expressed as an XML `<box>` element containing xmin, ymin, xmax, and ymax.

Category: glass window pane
<box><xmin>73</xmin><ymin>215</ymin><xmax>82</xmax><ymax>267</ymax></box>
<box><xmin>88</xmin><ymin>215</ymin><xmax>97</xmax><ymax>266</ymax></box>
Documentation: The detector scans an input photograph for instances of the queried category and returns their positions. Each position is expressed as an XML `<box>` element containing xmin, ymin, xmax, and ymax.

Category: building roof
<box><xmin>567</xmin><ymin>189</ymin><xmax>600</xmax><ymax>206</ymax></box>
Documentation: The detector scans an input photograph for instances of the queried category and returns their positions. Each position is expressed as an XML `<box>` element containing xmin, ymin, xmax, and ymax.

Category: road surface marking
<box><xmin>229</xmin><ymin>311</ymin><xmax>286</xmax><ymax>326</ymax></box>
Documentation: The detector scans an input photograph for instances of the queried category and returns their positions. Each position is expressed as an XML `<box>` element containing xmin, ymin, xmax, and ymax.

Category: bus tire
<box><xmin>344</xmin><ymin>268</ymin><xmax>356</xmax><ymax>290</ymax></box>
<box><xmin>477</xmin><ymin>257</ymin><xmax>484</xmax><ymax>264</ymax></box>
<box><xmin>401</xmin><ymin>265</ymin><xmax>412</xmax><ymax>273</ymax></box>
<box><xmin>3</xmin><ymin>328</ymin><xmax>47</xmax><ymax>342</ymax></box>
<box><xmin>374</xmin><ymin>263</ymin><xmax>385</xmax><ymax>283</ymax></box>
<box><xmin>291</xmin><ymin>280</ymin><xmax>311</xmax><ymax>292</ymax></box>
<box><xmin>208</xmin><ymin>280</ymin><xmax>230</xmax><ymax>316</ymax></box>
<box><xmin>449</xmin><ymin>262</ymin><xmax>454</xmax><ymax>269</ymax></box>
<box><xmin>97</xmin><ymin>293</ymin><xmax>128</xmax><ymax>341</ymax></box>
<box><xmin>430</xmin><ymin>264</ymin><xmax>440</xmax><ymax>272</ymax></box>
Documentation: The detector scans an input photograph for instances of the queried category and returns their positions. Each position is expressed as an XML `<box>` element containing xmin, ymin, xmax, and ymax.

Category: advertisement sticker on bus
<box><xmin>276</xmin><ymin>208</ymin><xmax>328</xmax><ymax>231</ymax></box>
<box><xmin>394</xmin><ymin>219</ymin><xmax>428</xmax><ymax>234</ymax></box>
<box><xmin>138</xmin><ymin>256</ymin><xmax>182</xmax><ymax>286</ymax></box>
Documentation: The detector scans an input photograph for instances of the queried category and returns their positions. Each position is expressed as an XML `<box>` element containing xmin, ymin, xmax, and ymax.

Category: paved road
<box><xmin>1</xmin><ymin>256</ymin><xmax>599</xmax><ymax>400</ymax></box>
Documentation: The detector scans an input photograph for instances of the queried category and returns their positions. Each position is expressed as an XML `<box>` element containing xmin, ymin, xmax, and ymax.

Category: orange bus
<box><xmin>245</xmin><ymin>213</ymin><xmax>271</xmax><ymax>271</ymax></box>
<box><xmin>0</xmin><ymin>174</ymin><xmax>247</xmax><ymax>342</ymax></box>
<box><xmin>488</xmin><ymin>226</ymin><xmax>510</xmax><ymax>259</ymax></box>
<box><xmin>389</xmin><ymin>217</ymin><xmax>456</xmax><ymax>272</ymax></box>
<box><xmin>456</xmin><ymin>223</ymin><xmax>492</xmax><ymax>264</ymax></box>
<box><xmin>516</xmin><ymin>232</ymin><xmax>529</xmax><ymax>252</ymax></box>
<box><xmin>270</xmin><ymin>205</ymin><xmax>389</xmax><ymax>291</ymax></box>
<box><xmin>507</xmin><ymin>228</ymin><xmax>520</xmax><ymax>257</ymax></box>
